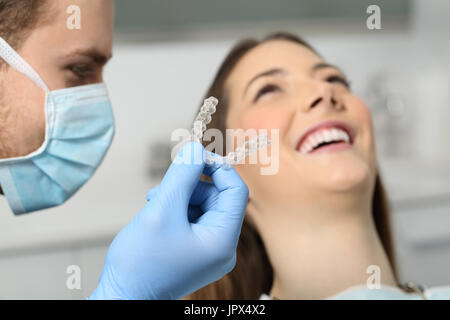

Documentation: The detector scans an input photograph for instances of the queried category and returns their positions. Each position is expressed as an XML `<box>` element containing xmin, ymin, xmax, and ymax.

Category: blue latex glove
<box><xmin>88</xmin><ymin>141</ymin><xmax>249</xmax><ymax>300</ymax></box>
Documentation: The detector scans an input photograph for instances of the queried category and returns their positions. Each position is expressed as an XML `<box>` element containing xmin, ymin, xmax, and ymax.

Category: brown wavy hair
<box><xmin>0</xmin><ymin>0</ymin><xmax>49</xmax><ymax>50</ymax></box>
<box><xmin>187</xmin><ymin>32</ymin><xmax>397</xmax><ymax>299</ymax></box>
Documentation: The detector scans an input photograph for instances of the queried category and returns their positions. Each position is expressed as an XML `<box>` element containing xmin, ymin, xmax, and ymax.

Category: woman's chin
<box><xmin>297</xmin><ymin>152</ymin><xmax>374</xmax><ymax>193</ymax></box>
<box><xmin>323</xmin><ymin>159</ymin><xmax>373</xmax><ymax>192</ymax></box>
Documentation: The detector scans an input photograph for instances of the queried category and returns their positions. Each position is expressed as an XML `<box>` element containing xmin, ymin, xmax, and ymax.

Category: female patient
<box><xmin>186</xmin><ymin>32</ymin><xmax>449</xmax><ymax>300</ymax></box>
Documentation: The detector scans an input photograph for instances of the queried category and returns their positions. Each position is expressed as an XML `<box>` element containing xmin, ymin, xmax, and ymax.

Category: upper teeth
<box><xmin>300</xmin><ymin>127</ymin><xmax>350</xmax><ymax>154</ymax></box>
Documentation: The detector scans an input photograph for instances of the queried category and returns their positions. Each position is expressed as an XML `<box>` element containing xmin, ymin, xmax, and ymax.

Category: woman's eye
<box><xmin>326</xmin><ymin>75</ymin><xmax>351</xmax><ymax>89</ymax></box>
<box><xmin>254</xmin><ymin>84</ymin><xmax>281</xmax><ymax>102</ymax></box>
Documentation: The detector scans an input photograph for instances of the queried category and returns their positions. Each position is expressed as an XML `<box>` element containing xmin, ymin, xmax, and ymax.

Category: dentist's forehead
<box><xmin>44</xmin><ymin>0</ymin><xmax>114</xmax><ymax>47</ymax></box>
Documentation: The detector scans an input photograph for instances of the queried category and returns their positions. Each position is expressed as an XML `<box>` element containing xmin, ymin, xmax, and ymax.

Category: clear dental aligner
<box><xmin>190</xmin><ymin>97</ymin><xmax>271</xmax><ymax>168</ymax></box>
<box><xmin>191</xmin><ymin>97</ymin><xmax>218</xmax><ymax>143</ymax></box>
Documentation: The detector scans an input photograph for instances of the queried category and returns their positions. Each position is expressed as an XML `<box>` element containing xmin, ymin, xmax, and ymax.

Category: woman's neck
<box><xmin>250</xmin><ymin>199</ymin><xmax>398</xmax><ymax>300</ymax></box>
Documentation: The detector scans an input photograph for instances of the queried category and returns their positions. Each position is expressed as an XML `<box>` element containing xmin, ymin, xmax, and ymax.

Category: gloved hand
<box><xmin>88</xmin><ymin>141</ymin><xmax>249</xmax><ymax>300</ymax></box>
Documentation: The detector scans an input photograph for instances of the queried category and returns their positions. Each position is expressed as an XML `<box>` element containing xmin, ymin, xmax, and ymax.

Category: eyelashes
<box><xmin>325</xmin><ymin>75</ymin><xmax>351</xmax><ymax>89</ymax></box>
<box><xmin>65</xmin><ymin>64</ymin><xmax>98</xmax><ymax>87</ymax></box>
<box><xmin>253</xmin><ymin>75</ymin><xmax>351</xmax><ymax>103</ymax></box>
<box><xmin>69</xmin><ymin>64</ymin><xmax>94</xmax><ymax>79</ymax></box>
<box><xmin>254</xmin><ymin>84</ymin><xmax>281</xmax><ymax>102</ymax></box>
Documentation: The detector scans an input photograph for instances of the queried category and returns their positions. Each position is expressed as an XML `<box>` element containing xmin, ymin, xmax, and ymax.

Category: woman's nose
<box><xmin>301</xmin><ymin>82</ymin><xmax>343</xmax><ymax>112</ymax></box>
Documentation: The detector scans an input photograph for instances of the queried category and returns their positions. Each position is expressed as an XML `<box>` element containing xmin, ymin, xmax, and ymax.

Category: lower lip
<box><xmin>308</xmin><ymin>141</ymin><xmax>352</xmax><ymax>154</ymax></box>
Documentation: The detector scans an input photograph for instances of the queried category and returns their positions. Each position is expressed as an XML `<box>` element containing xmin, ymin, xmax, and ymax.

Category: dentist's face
<box><xmin>0</xmin><ymin>0</ymin><xmax>114</xmax><ymax>159</ymax></box>
<box><xmin>225</xmin><ymin>40</ymin><xmax>377</xmax><ymax>209</ymax></box>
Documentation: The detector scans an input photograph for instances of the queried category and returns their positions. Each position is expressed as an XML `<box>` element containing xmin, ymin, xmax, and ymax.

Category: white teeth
<box><xmin>310</xmin><ymin>135</ymin><xmax>319</xmax><ymax>147</ymax></box>
<box><xmin>339</xmin><ymin>130</ymin><xmax>350</xmax><ymax>143</ymax></box>
<box><xmin>331</xmin><ymin>128</ymin><xmax>340</xmax><ymax>141</ymax></box>
<box><xmin>300</xmin><ymin>127</ymin><xmax>350</xmax><ymax>154</ymax></box>
<box><xmin>324</xmin><ymin>130</ymin><xmax>332</xmax><ymax>142</ymax></box>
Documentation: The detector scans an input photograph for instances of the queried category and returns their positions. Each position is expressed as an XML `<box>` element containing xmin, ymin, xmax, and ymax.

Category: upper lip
<box><xmin>295</xmin><ymin>119</ymin><xmax>356</xmax><ymax>152</ymax></box>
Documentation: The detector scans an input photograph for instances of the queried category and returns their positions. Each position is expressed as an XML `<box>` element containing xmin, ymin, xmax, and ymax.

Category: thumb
<box><xmin>158</xmin><ymin>141</ymin><xmax>205</xmax><ymax>202</ymax></box>
<box><xmin>194</xmin><ymin>165</ymin><xmax>249</xmax><ymax>243</ymax></box>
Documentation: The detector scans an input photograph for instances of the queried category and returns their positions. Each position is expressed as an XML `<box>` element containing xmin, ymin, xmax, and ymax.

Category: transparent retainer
<box><xmin>190</xmin><ymin>97</ymin><xmax>271</xmax><ymax>169</ymax></box>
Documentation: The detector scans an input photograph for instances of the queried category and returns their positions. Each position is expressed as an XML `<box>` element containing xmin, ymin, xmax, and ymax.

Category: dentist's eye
<box><xmin>69</xmin><ymin>64</ymin><xmax>94</xmax><ymax>79</ymax></box>
<box><xmin>326</xmin><ymin>75</ymin><xmax>351</xmax><ymax>89</ymax></box>
<box><xmin>254</xmin><ymin>84</ymin><xmax>281</xmax><ymax>102</ymax></box>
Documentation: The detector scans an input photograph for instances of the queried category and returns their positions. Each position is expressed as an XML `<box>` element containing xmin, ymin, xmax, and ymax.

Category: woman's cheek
<box><xmin>239</xmin><ymin>107</ymin><xmax>292</xmax><ymax>135</ymax></box>
<box><xmin>349</xmin><ymin>96</ymin><xmax>377</xmax><ymax>168</ymax></box>
<box><xmin>355</xmin><ymin>97</ymin><xmax>373</xmax><ymax>126</ymax></box>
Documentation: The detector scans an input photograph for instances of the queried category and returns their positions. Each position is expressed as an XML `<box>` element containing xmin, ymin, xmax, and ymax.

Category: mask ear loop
<box><xmin>0</xmin><ymin>37</ymin><xmax>53</xmax><ymax>161</ymax></box>
<box><xmin>0</xmin><ymin>37</ymin><xmax>49</xmax><ymax>92</ymax></box>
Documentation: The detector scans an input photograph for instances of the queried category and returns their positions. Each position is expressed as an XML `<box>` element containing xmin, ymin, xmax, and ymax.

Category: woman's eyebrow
<box><xmin>312</xmin><ymin>62</ymin><xmax>344</xmax><ymax>75</ymax></box>
<box><xmin>243</xmin><ymin>68</ymin><xmax>287</xmax><ymax>98</ymax></box>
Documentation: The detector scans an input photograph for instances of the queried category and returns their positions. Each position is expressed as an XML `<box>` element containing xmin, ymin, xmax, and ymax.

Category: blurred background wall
<box><xmin>0</xmin><ymin>0</ymin><xmax>449</xmax><ymax>299</ymax></box>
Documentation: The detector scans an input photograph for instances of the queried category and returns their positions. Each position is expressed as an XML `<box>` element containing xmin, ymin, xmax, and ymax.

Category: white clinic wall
<box><xmin>0</xmin><ymin>0</ymin><xmax>449</xmax><ymax>299</ymax></box>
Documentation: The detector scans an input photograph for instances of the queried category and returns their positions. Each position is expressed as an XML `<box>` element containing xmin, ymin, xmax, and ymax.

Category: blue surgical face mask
<box><xmin>0</xmin><ymin>37</ymin><xmax>115</xmax><ymax>215</ymax></box>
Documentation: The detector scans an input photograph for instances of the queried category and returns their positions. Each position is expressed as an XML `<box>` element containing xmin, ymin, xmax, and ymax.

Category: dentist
<box><xmin>0</xmin><ymin>0</ymin><xmax>249</xmax><ymax>299</ymax></box>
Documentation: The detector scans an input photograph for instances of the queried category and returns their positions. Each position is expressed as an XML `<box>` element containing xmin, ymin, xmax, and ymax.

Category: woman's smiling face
<box><xmin>224</xmin><ymin>39</ymin><xmax>377</xmax><ymax>208</ymax></box>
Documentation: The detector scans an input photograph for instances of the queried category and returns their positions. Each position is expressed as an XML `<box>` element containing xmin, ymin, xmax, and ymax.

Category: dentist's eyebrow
<box><xmin>63</xmin><ymin>48</ymin><xmax>112</xmax><ymax>65</ymax></box>
<box><xmin>243</xmin><ymin>68</ymin><xmax>287</xmax><ymax>98</ymax></box>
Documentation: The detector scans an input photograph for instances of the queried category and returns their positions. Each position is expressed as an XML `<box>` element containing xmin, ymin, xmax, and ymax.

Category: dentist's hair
<box><xmin>187</xmin><ymin>32</ymin><xmax>398</xmax><ymax>299</ymax></box>
<box><xmin>0</xmin><ymin>0</ymin><xmax>49</xmax><ymax>52</ymax></box>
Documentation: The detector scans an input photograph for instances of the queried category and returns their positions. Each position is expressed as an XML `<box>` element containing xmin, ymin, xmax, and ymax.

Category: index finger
<box><xmin>203</xmin><ymin>163</ymin><xmax>249</xmax><ymax>214</ymax></box>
